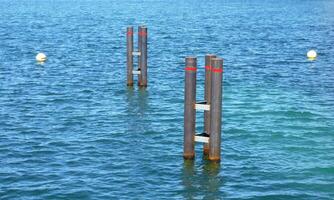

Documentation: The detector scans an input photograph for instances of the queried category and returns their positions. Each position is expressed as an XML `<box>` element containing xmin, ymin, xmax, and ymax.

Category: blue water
<box><xmin>1</xmin><ymin>0</ymin><xmax>334</xmax><ymax>199</ymax></box>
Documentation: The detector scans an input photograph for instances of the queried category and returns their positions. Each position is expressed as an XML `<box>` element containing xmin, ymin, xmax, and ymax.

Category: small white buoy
<box><xmin>36</xmin><ymin>53</ymin><xmax>47</xmax><ymax>62</ymax></box>
<box><xmin>307</xmin><ymin>50</ymin><xmax>317</xmax><ymax>60</ymax></box>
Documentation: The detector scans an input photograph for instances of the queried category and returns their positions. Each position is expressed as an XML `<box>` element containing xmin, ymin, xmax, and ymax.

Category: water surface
<box><xmin>1</xmin><ymin>0</ymin><xmax>334</xmax><ymax>199</ymax></box>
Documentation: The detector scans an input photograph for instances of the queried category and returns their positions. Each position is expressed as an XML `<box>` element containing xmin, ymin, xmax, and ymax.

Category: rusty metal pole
<box><xmin>203</xmin><ymin>54</ymin><xmax>216</xmax><ymax>155</ymax></box>
<box><xmin>209</xmin><ymin>57</ymin><xmax>223</xmax><ymax>162</ymax></box>
<box><xmin>126</xmin><ymin>26</ymin><xmax>134</xmax><ymax>86</ymax></box>
<box><xmin>137</xmin><ymin>26</ymin><xmax>143</xmax><ymax>86</ymax></box>
<box><xmin>184</xmin><ymin>57</ymin><xmax>197</xmax><ymax>160</ymax></box>
<box><xmin>139</xmin><ymin>26</ymin><xmax>148</xmax><ymax>87</ymax></box>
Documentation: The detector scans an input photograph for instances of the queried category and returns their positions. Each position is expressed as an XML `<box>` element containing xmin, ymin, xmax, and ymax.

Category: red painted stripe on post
<box><xmin>212</xmin><ymin>68</ymin><xmax>223</xmax><ymax>73</ymax></box>
<box><xmin>205</xmin><ymin>66</ymin><xmax>212</xmax><ymax>70</ymax></box>
<box><xmin>127</xmin><ymin>31</ymin><xmax>133</xmax><ymax>35</ymax></box>
<box><xmin>139</xmin><ymin>32</ymin><xmax>147</xmax><ymax>36</ymax></box>
<box><xmin>185</xmin><ymin>67</ymin><xmax>197</xmax><ymax>71</ymax></box>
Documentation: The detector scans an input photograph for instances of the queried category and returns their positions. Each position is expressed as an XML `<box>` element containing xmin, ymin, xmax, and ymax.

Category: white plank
<box><xmin>195</xmin><ymin>103</ymin><xmax>210</xmax><ymax>111</ymax></box>
<box><xmin>132</xmin><ymin>52</ymin><xmax>141</xmax><ymax>56</ymax></box>
<box><xmin>195</xmin><ymin>135</ymin><xmax>209</xmax><ymax>143</ymax></box>
<box><xmin>132</xmin><ymin>70</ymin><xmax>141</xmax><ymax>75</ymax></box>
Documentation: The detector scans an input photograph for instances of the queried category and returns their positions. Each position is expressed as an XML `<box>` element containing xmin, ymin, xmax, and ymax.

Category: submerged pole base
<box><xmin>208</xmin><ymin>156</ymin><xmax>221</xmax><ymax>162</ymax></box>
<box><xmin>183</xmin><ymin>153</ymin><xmax>195</xmax><ymax>160</ymax></box>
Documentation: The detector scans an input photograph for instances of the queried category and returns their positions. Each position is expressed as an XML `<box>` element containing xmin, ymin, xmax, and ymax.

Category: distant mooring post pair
<box><xmin>184</xmin><ymin>55</ymin><xmax>224</xmax><ymax>162</ymax></box>
<box><xmin>126</xmin><ymin>26</ymin><xmax>148</xmax><ymax>87</ymax></box>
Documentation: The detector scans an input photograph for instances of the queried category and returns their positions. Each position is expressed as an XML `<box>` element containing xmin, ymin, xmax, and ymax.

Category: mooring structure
<box><xmin>183</xmin><ymin>55</ymin><xmax>223</xmax><ymax>162</ymax></box>
<box><xmin>126</xmin><ymin>26</ymin><xmax>148</xmax><ymax>87</ymax></box>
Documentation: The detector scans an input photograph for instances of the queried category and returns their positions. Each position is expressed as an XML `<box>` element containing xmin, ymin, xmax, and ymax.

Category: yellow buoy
<box><xmin>307</xmin><ymin>50</ymin><xmax>317</xmax><ymax>60</ymax></box>
<box><xmin>36</xmin><ymin>53</ymin><xmax>47</xmax><ymax>62</ymax></box>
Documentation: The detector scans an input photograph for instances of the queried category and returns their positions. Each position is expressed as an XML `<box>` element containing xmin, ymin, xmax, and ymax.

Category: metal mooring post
<box><xmin>126</xmin><ymin>26</ymin><xmax>134</xmax><ymax>86</ymax></box>
<box><xmin>209</xmin><ymin>58</ymin><xmax>223</xmax><ymax>162</ymax></box>
<box><xmin>203</xmin><ymin>54</ymin><xmax>216</xmax><ymax>155</ymax></box>
<box><xmin>126</xmin><ymin>26</ymin><xmax>148</xmax><ymax>87</ymax></box>
<box><xmin>137</xmin><ymin>26</ymin><xmax>143</xmax><ymax>86</ymax></box>
<box><xmin>183</xmin><ymin>56</ymin><xmax>197</xmax><ymax>160</ymax></box>
<box><xmin>139</xmin><ymin>26</ymin><xmax>148</xmax><ymax>87</ymax></box>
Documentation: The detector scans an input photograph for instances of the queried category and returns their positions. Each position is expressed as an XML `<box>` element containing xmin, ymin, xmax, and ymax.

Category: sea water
<box><xmin>1</xmin><ymin>0</ymin><xmax>334</xmax><ymax>199</ymax></box>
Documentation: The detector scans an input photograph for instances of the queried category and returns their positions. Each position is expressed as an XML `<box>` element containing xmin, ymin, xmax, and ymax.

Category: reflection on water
<box><xmin>125</xmin><ymin>86</ymin><xmax>149</xmax><ymax>115</ymax></box>
<box><xmin>137</xmin><ymin>88</ymin><xmax>149</xmax><ymax>115</ymax></box>
<box><xmin>182</xmin><ymin>159</ymin><xmax>222</xmax><ymax>199</ymax></box>
<box><xmin>124</xmin><ymin>87</ymin><xmax>150</xmax><ymax>137</ymax></box>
